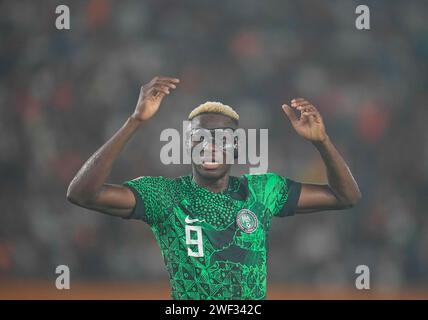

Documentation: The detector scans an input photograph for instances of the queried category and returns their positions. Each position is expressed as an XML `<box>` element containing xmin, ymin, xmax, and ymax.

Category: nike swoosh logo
<box><xmin>185</xmin><ymin>216</ymin><xmax>205</xmax><ymax>224</ymax></box>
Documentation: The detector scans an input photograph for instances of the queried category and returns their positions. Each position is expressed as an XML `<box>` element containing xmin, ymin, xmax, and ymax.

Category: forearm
<box><xmin>313</xmin><ymin>136</ymin><xmax>361</xmax><ymax>206</ymax></box>
<box><xmin>67</xmin><ymin>116</ymin><xmax>142</xmax><ymax>204</ymax></box>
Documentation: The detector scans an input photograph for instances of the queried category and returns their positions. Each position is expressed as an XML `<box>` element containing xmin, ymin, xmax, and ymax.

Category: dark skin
<box><xmin>67</xmin><ymin>76</ymin><xmax>361</xmax><ymax>218</ymax></box>
<box><xmin>190</xmin><ymin>113</ymin><xmax>238</xmax><ymax>193</ymax></box>
<box><xmin>282</xmin><ymin>99</ymin><xmax>361</xmax><ymax>211</ymax></box>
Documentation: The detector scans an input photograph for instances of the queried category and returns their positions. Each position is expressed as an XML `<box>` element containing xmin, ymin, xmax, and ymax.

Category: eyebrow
<box><xmin>192</xmin><ymin>127</ymin><xmax>235</xmax><ymax>130</ymax></box>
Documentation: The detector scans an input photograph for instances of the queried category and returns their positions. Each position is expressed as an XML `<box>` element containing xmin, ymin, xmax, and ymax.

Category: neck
<box><xmin>191</xmin><ymin>169</ymin><xmax>230</xmax><ymax>193</ymax></box>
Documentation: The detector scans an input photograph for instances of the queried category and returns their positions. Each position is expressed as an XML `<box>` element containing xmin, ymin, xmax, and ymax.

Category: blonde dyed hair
<box><xmin>188</xmin><ymin>101</ymin><xmax>239</xmax><ymax>122</ymax></box>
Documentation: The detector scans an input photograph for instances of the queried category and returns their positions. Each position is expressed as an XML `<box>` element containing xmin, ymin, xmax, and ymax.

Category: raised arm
<box><xmin>282</xmin><ymin>98</ymin><xmax>361</xmax><ymax>213</ymax></box>
<box><xmin>66</xmin><ymin>76</ymin><xmax>180</xmax><ymax>218</ymax></box>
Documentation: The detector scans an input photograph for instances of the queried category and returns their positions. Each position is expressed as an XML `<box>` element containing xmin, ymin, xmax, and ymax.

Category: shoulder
<box><xmin>240</xmin><ymin>173</ymin><xmax>290</xmax><ymax>200</ymax></box>
<box><xmin>243</xmin><ymin>172</ymin><xmax>285</xmax><ymax>185</ymax></box>
<box><xmin>124</xmin><ymin>175</ymin><xmax>184</xmax><ymax>193</ymax></box>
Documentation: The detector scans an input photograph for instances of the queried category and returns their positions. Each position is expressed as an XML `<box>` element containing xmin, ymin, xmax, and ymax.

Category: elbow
<box><xmin>66</xmin><ymin>186</ymin><xmax>80</xmax><ymax>205</ymax></box>
<box><xmin>66</xmin><ymin>184</ymin><xmax>89</xmax><ymax>206</ymax></box>
<box><xmin>340</xmin><ymin>190</ymin><xmax>362</xmax><ymax>209</ymax></box>
<box><xmin>66</xmin><ymin>183</ymin><xmax>99</xmax><ymax>208</ymax></box>
<box><xmin>351</xmin><ymin>188</ymin><xmax>363</xmax><ymax>207</ymax></box>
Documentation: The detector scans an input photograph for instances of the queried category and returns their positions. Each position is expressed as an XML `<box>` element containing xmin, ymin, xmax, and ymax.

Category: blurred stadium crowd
<box><xmin>0</xmin><ymin>0</ymin><xmax>427</xmax><ymax>293</ymax></box>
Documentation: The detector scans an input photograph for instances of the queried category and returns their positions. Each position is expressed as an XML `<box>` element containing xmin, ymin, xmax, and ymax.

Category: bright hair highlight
<box><xmin>188</xmin><ymin>101</ymin><xmax>239</xmax><ymax>122</ymax></box>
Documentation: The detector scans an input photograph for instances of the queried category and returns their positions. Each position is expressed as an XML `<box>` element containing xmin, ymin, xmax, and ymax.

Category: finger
<box><xmin>282</xmin><ymin>104</ymin><xmax>298</xmax><ymax>123</ymax></box>
<box><xmin>300</xmin><ymin>111</ymin><xmax>312</xmax><ymax>123</ymax></box>
<box><xmin>149</xmin><ymin>86</ymin><xmax>170</xmax><ymax>96</ymax></box>
<box><xmin>291</xmin><ymin>100</ymin><xmax>311</xmax><ymax>108</ymax></box>
<box><xmin>153</xmin><ymin>91</ymin><xmax>166</xmax><ymax>98</ymax></box>
<box><xmin>307</xmin><ymin>113</ymin><xmax>316</xmax><ymax>126</ymax></box>
<box><xmin>155</xmin><ymin>84</ymin><xmax>173</xmax><ymax>93</ymax></box>
<box><xmin>291</xmin><ymin>98</ymin><xmax>305</xmax><ymax>106</ymax></box>
<box><xmin>291</xmin><ymin>98</ymin><xmax>315</xmax><ymax>108</ymax></box>
<box><xmin>148</xmin><ymin>86</ymin><xmax>169</xmax><ymax>95</ymax></box>
<box><xmin>302</xmin><ymin>111</ymin><xmax>318</xmax><ymax>117</ymax></box>
<box><xmin>154</xmin><ymin>80</ymin><xmax>178</xmax><ymax>89</ymax></box>
<box><xmin>295</xmin><ymin>104</ymin><xmax>312</xmax><ymax>110</ymax></box>
<box><xmin>303</xmin><ymin>111</ymin><xmax>321</xmax><ymax>123</ymax></box>
<box><xmin>301</xmin><ymin>104</ymin><xmax>318</xmax><ymax>112</ymax></box>
<box><xmin>296</xmin><ymin>105</ymin><xmax>316</xmax><ymax>113</ymax></box>
<box><xmin>292</xmin><ymin>101</ymin><xmax>312</xmax><ymax>107</ymax></box>
<box><xmin>154</xmin><ymin>88</ymin><xmax>170</xmax><ymax>96</ymax></box>
<box><xmin>158</xmin><ymin>76</ymin><xmax>180</xmax><ymax>83</ymax></box>
<box><xmin>152</xmin><ymin>76</ymin><xmax>180</xmax><ymax>83</ymax></box>
<box><xmin>149</xmin><ymin>90</ymin><xmax>165</xmax><ymax>99</ymax></box>
<box><xmin>304</xmin><ymin>106</ymin><xmax>321</xmax><ymax>119</ymax></box>
<box><xmin>291</xmin><ymin>98</ymin><xmax>308</xmax><ymax>104</ymax></box>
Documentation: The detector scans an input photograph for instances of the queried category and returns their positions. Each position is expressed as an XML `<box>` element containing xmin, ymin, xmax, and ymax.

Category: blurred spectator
<box><xmin>0</xmin><ymin>0</ymin><xmax>427</xmax><ymax>289</ymax></box>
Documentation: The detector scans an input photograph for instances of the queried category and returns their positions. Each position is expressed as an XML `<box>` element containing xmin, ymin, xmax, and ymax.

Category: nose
<box><xmin>203</xmin><ymin>141</ymin><xmax>228</xmax><ymax>163</ymax></box>
<box><xmin>203</xmin><ymin>142</ymin><xmax>217</xmax><ymax>152</ymax></box>
<box><xmin>202</xmin><ymin>143</ymin><xmax>218</xmax><ymax>158</ymax></box>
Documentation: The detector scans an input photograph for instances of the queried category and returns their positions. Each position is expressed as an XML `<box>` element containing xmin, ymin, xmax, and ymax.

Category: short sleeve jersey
<box><xmin>124</xmin><ymin>173</ymin><xmax>301</xmax><ymax>300</ymax></box>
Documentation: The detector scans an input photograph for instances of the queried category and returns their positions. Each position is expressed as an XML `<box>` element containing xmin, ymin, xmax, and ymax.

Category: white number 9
<box><xmin>185</xmin><ymin>225</ymin><xmax>204</xmax><ymax>257</ymax></box>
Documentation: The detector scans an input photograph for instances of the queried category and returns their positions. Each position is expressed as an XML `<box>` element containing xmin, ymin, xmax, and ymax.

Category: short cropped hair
<box><xmin>188</xmin><ymin>101</ymin><xmax>239</xmax><ymax>122</ymax></box>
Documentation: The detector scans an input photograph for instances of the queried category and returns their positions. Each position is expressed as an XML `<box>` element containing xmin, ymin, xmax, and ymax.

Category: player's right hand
<box><xmin>131</xmin><ymin>76</ymin><xmax>180</xmax><ymax>121</ymax></box>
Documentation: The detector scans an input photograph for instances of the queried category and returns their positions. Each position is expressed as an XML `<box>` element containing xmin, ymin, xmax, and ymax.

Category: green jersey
<box><xmin>124</xmin><ymin>173</ymin><xmax>301</xmax><ymax>300</ymax></box>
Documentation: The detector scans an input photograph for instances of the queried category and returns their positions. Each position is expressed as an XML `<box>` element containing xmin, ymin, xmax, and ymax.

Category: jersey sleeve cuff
<box><xmin>122</xmin><ymin>183</ymin><xmax>147</xmax><ymax>222</ymax></box>
<box><xmin>278</xmin><ymin>179</ymin><xmax>302</xmax><ymax>217</ymax></box>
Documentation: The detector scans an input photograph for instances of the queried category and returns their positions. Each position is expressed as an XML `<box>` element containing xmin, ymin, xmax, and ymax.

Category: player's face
<box><xmin>190</xmin><ymin>113</ymin><xmax>238</xmax><ymax>180</ymax></box>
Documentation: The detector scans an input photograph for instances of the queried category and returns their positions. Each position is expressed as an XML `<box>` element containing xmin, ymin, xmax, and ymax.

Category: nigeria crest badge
<box><xmin>236</xmin><ymin>209</ymin><xmax>258</xmax><ymax>234</ymax></box>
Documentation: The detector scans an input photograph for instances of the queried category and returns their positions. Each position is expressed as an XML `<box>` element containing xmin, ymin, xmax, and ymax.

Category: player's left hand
<box><xmin>282</xmin><ymin>98</ymin><xmax>328</xmax><ymax>143</ymax></box>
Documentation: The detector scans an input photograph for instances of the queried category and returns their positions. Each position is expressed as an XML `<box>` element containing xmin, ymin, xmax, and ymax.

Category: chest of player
<box><xmin>158</xmin><ymin>198</ymin><xmax>269</xmax><ymax>258</ymax></box>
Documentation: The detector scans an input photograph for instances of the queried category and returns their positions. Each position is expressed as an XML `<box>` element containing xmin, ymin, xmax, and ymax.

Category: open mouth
<box><xmin>201</xmin><ymin>160</ymin><xmax>221</xmax><ymax>170</ymax></box>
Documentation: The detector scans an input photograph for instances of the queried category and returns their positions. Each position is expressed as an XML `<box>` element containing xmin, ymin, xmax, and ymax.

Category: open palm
<box><xmin>132</xmin><ymin>76</ymin><xmax>179</xmax><ymax>121</ymax></box>
<box><xmin>282</xmin><ymin>98</ymin><xmax>327</xmax><ymax>142</ymax></box>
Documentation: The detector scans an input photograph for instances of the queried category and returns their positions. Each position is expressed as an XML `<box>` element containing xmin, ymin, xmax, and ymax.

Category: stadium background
<box><xmin>0</xmin><ymin>0</ymin><xmax>427</xmax><ymax>299</ymax></box>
